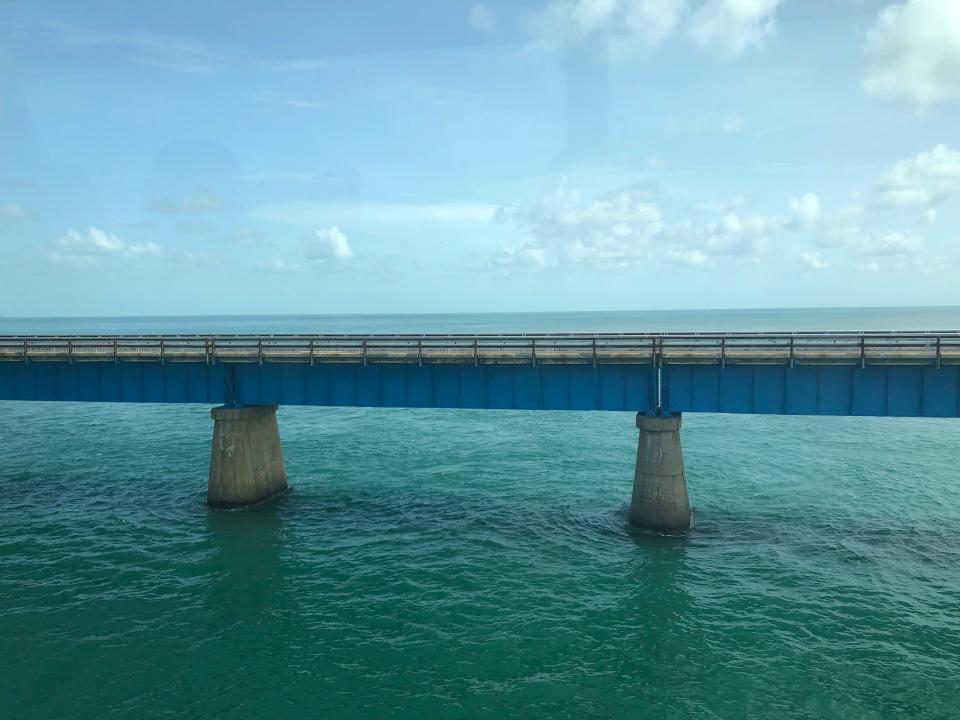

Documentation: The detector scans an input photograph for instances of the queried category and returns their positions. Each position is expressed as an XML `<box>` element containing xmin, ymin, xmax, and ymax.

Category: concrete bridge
<box><xmin>2</xmin><ymin>331</ymin><xmax>959</xmax><ymax>532</ymax></box>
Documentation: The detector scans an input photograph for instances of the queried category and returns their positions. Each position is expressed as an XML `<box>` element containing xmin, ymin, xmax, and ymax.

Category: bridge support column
<box><xmin>208</xmin><ymin>405</ymin><xmax>288</xmax><ymax>507</ymax></box>
<box><xmin>629</xmin><ymin>413</ymin><xmax>690</xmax><ymax>533</ymax></box>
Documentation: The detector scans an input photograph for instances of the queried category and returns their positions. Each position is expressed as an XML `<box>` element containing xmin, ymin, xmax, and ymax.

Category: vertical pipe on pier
<box><xmin>629</xmin><ymin>413</ymin><xmax>690</xmax><ymax>532</ymax></box>
<box><xmin>208</xmin><ymin>405</ymin><xmax>288</xmax><ymax>507</ymax></box>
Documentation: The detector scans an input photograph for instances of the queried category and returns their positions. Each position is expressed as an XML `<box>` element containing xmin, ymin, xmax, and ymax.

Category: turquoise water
<box><xmin>2</xmin><ymin>309</ymin><xmax>960</xmax><ymax>718</ymax></box>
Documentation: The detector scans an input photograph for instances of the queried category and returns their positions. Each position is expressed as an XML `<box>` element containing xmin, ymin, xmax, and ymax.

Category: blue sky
<box><xmin>0</xmin><ymin>0</ymin><xmax>958</xmax><ymax>316</ymax></box>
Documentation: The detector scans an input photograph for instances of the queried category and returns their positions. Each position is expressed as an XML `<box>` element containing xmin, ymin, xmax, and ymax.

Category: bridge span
<box><xmin>2</xmin><ymin>330</ymin><xmax>959</xmax><ymax>532</ymax></box>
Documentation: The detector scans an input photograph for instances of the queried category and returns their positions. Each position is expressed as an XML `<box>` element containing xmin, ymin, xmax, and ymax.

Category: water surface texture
<box><xmin>2</xmin><ymin>309</ymin><xmax>959</xmax><ymax>718</ymax></box>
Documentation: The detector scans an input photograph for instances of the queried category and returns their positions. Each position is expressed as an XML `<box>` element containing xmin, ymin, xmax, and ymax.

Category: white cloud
<box><xmin>925</xmin><ymin>208</ymin><xmax>937</xmax><ymax>223</ymax></box>
<box><xmin>720</xmin><ymin>112</ymin><xmax>746</xmax><ymax>134</ymax></box>
<box><xmin>27</xmin><ymin>19</ymin><xmax>226</xmax><ymax>74</ymax></box>
<box><xmin>263</xmin><ymin>227</ymin><xmax>360</xmax><ymax>274</ymax></box>
<box><xmin>261</xmin><ymin>254</ymin><xmax>304</xmax><ymax>273</ymax></box>
<box><xmin>494</xmin><ymin>177</ymin><xmax>664</xmax><ymax>268</ymax></box>
<box><xmin>623</xmin><ymin>0</ymin><xmax>689</xmax><ymax>47</ymax></box>
<box><xmin>665</xmin><ymin>248</ymin><xmax>708</xmax><ymax>266</ymax></box>
<box><xmin>495</xmin><ymin>170</ymin><xmax>946</xmax><ymax>274</ymax></box>
<box><xmin>876</xmin><ymin>144</ymin><xmax>960</xmax><ymax>207</ymax></box>
<box><xmin>799</xmin><ymin>251</ymin><xmax>829</xmax><ymax>270</ymax></box>
<box><xmin>493</xmin><ymin>179</ymin><xmax>814</xmax><ymax>270</ymax></box>
<box><xmin>863</xmin><ymin>0</ymin><xmax>960</xmax><ymax>107</ymax></box>
<box><xmin>789</xmin><ymin>193</ymin><xmax>821</xmax><ymax>228</ymax></box>
<box><xmin>49</xmin><ymin>227</ymin><xmax>164</xmax><ymax>266</ymax></box>
<box><xmin>263</xmin><ymin>59</ymin><xmax>329</xmax><ymax>72</ymax></box>
<box><xmin>469</xmin><ymin>3</ymin><xmax>499</xmax><ymax>33</ymax></box>
<box><xmin>687</xmin><ymin>0</ymin><xmax>782</xmax><ymax>59</ymax></box>
<box><xmin>861</xmin><ymin>230</ymin><xmax>925</xmax><ymax>256</ymax></box>
<box><xmin>698</xmin><ymin>210</ymin><xmax>788</xmax><ymax>259</ymax></box>
<box><xmin>223</xmin><ymin>228</ymin><xmax>268</xmax><ymax>247</ymax></box>
<box><xmin>305</xmin><ymin>226</ymin><xmax>353</xmax><ymax>262</ymax></box>
<box><xmin>1</xmin><ymin>202</ymin><xmax>25</xmax><ymax>221</ymax></box>
<box><xmin>529</xmin><ymin>0</ymin><xmax>779</xmax><ymax>58</ymax></box>
<box><xmin>493</xmin><ymin>242</ymin><xmax>552</xmax><ymax>271</ymax></box>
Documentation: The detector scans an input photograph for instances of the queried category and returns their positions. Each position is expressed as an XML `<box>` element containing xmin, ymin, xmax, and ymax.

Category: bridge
<box><xmin>2</xmin><ymin>331</ymin><xmax>959</xmax><ymax>532</ymax></box>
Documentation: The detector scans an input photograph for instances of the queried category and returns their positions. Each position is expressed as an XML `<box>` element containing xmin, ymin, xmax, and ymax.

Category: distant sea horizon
<box><xmin>2</xmin><ymin>305</ymin><xmax>959</xmax><ymax>335</ymax></box>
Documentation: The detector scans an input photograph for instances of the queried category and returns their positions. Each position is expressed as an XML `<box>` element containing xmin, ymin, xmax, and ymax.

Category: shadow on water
<box><xmin>203</xmin><ymin>496</ymin><xmax>289</xmax><ymax>625</ymax></box>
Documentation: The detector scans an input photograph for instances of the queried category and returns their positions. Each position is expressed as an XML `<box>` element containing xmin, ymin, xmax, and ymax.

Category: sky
<box><xmin>0</xmin><ymin>0</ymin><xmax>958</xmax><ymax>316</ymax></box>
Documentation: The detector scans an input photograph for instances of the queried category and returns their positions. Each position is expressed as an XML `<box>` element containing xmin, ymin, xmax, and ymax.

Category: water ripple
<box><xmin>1</xmin><ymin>403</ymin><xmax>959</xmax><ymax>718</ymax></box>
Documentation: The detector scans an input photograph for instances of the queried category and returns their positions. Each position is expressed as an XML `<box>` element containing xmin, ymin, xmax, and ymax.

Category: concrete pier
<box><xmin>629</xmin><ymin>413</ymin><xmax>691</xmax><ymax>532</ymax></box>
<box><xmin>208</xmin><ymin>405</ymin><xmax>288</xmax><ymax>507</ymax></box>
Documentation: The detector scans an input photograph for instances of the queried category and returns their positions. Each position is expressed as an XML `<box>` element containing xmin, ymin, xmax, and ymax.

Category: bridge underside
<box><xmin>2</xmin><ymin>360</ymin><xmax>959</xmax><ymax>417</ymax></box>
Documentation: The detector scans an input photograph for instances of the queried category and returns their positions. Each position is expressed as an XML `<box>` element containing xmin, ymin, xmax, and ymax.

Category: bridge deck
<box><xmin>2</xmin><ymin>332</ymin><xmax>959</xmax><ymax>366</ymax></box>
<box><xmin>3</xmin><ymin>332</ymin><xmax>959</xmax><ymax>416</ymax></box>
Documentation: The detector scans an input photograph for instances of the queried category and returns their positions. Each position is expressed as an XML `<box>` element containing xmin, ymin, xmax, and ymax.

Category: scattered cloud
<box><xmin>799</xmin><ymin>251</ymin><xmax>829</xmax><ymax>270</ymax></box>
<box><xmin>282</xmin><ymin>99</ymin><xmax>326</xmax><ymax>110</ymax></box>
<box><xmin>174</xmin><ymin>220</ymin><xmax>216</xmax><ymax>235</ymax></box>
<box><xmin>223</xmin><ymin>227</ymin><xmax>269</xmax><ymax>247</ymax></box>
<box><xmin>645</xmin><ymin>153</ymin><xmax>667</xmax><ymax>170</ymax></box>
<box><xmin>666</xmin><ymin>248</ymin><xmax>708</xmax><ymax>267</ymax></box>
<box><xmin>875</xmin><ymin>144</ymin><xmax>960</xmax><ymax>207</ymax></box>
<box><xmin>859</xmin><ymin>229</ymin><xmax>925</xmax><ymax>256</ymax></box>
<box><xmin>789</xmin><ymin>193</ymin><xmax>821</xmax><ymax>228</ymax></box>
<box><xmin>262</xmin><ymin>59</ymin><xmax>329</xmax><ymax>72</ymax></box>
<box><xmin>48</xmin><ymin>227</ymin><xmax>164</xmax><ymax>266</ymax></box>
<box><xmin>624</xmin><ymin>0</ymin><xmax>690</xmax><ymax>48</ymax></box>
<box><xmin>528</xmin><ymin>0</ymin><xmax>782</xmax><ymax>58</ymax></box>
<box><xmin>720</xmin><ymin>112</ymin><xmax>746</xmax><ymax>134</ymax></box>
<box><xmin>304</xmin><ymin>226</ymin><xmax>354</xmax><ymax>262</ymax></box>
<box><xmin>261</xmin><ymin>226</ymin><xmax>356</xmax><ymax>274</ymax></box>
<box><xmin>249</xmin><ymin>92</ymin><xmax>326</xmax><ymax>109</ymax></box>
<box><xmin>1</xmin><ymin>202</ymin><xmax>26</xmax><ymax>222</ymax></box>
<box><xmin>863</xmin><ymin>0</ymin><xmax>960</xmax><ymax>107</ymax></box>
<box><xmin>469</xmin><ymin>3</ymin><xmax>499</xmax><ymax>33</ymax></box>
<box><xmin>493</xmin><ymin>177</ymin><xmax>664</xmax><ymax>269</ymax></box>
<box><xmin>23</xmin><ymin>19</ymin><xmax>227</xmax><ymax>74</ymax></box>
<box><xmin>492</xmin><ymin>173</ymin><xmax>938</xmax><ymax>275</ymax></box>
<box><xmin>242</xmin><ymin>171</ymin><xmax>317</xmax><ymax>184</ymax></box>
<box><xmin>687</xmin><ymin>0</ymin><xmax>782</xmax><ymax>59</ymax></box>
<box><xmin>149</xmin><ymin>189</ymin><xmax>225</xmax><ymax>214</ymax></box>
<box><xmin>493</xmin><ymin>243</ymin><xmax>551</xmax><ymax>270</ymax></box>
<box><xmin>261</xmin><ymin>254</ymin><xmax>304</xmax><ymax>273</ymax></box>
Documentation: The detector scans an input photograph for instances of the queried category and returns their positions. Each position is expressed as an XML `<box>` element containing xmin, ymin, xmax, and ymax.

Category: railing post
<box><xmin>258</xmin><ymin>339</ymin><xmax>263</xmax><ymax>366</ymax></box>
<box><xmin>592</xmin><ymin>336</ymin><xmax>597</xmax><ymax>368</ymax></box>
<box><xmin>309</xmin><ymin>338</ymin><xmax>315</xmax><ymax>366</ymax></box>
<box><xmin>531</xmin><ymin>338</ymin><xmax>537</xmax><ymax>367</ymax></box>
<box><xmin>473</xmin><ymin>338</ymin><xmax>478</xmax><ymax>367</ymax></box>
<box><xmin>158</xmin><ymin>338</ymin><xmax>163</xmax><ymax>364</ymax></box>
<box><xmin>362</xmin><ymin>338</ymin><xmax>367</xmax><ymax>366</ymax></box>
<box><xmin>860</xmin><ymin>335</ymin><xmax>865</xmax><ymax>369</ymax></box>
<box><xmin>417</xmin><ymin>338</ymin><xmax>422</xmax><ymax>367</ymax></box>
<box><xmin>936</xmin><ymin>336</ymin><xmax>942</xmax><ymax>370</ymax></box>
<box><xmin>720</xmin><ymin>337</ymin><xmax>725</xmax><ymax>369</ymax></box>
<box><xmin>22</xmin><ymin>337</ymin><xmax>28</xmax><ymax>363</ymax></box>
<box><xmin>788</xmin><ymin>336</ymin><xmax>794</xmax><ymax>368</ymax></box>
<box><xmin>67</xmin><ymin>338</ymin><xmax>73</xmax><ymax>363</ymax></box>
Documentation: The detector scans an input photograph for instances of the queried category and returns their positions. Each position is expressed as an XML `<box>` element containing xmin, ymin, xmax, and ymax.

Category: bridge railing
<box><xmin>1</xmin><ymin>332</ymin><xmax>959</xmax><ymax>366</ymax></box>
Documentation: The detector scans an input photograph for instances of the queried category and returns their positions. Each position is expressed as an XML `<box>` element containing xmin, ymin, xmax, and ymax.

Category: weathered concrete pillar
<box><xmin>629</xmin><ymin>413</ymin><xmax>690</xmax><ymax>532</ymax></box>
<box><xmin>208</xmin><ymin>405</ymin><xmax>288</xmax><ymax>507</ymax></box>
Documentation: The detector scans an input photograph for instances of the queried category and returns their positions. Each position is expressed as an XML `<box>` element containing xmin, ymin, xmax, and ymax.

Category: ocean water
<box><xmin>2</xmin><ymin>309</ymin><xmax>959</xmax><ymax>719</ymax></box>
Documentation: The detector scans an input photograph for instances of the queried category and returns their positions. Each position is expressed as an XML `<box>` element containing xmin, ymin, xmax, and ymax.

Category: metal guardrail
<box><xmin>1</xmin><ymin>331</ymin><xmax>959</xmax><ymax>367</ymax></box>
